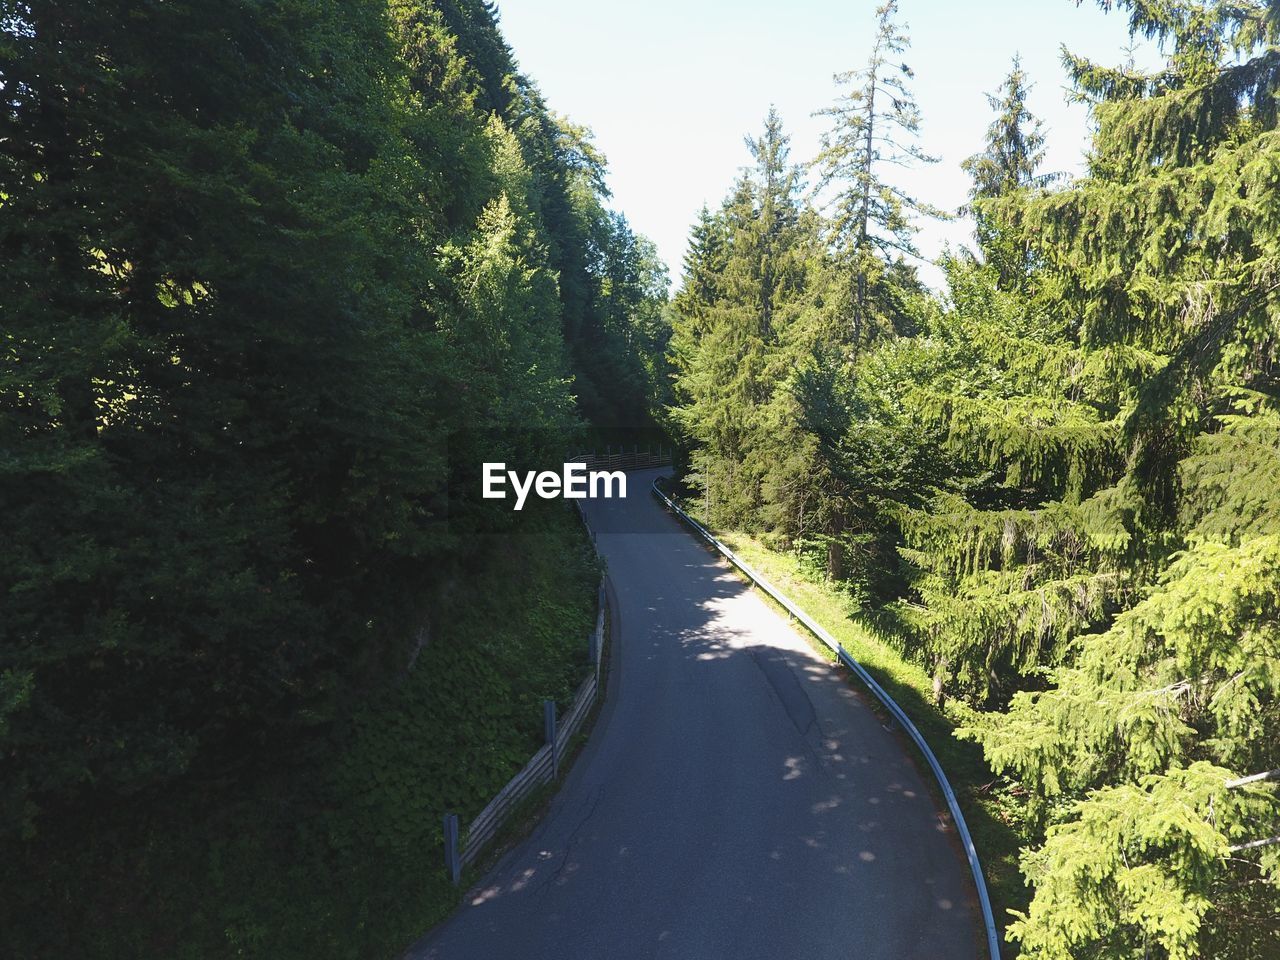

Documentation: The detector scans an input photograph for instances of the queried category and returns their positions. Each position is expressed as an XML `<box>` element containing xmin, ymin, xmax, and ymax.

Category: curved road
<box><xmin>411</xmin><ymin>469</ymin><xmax>979</xmax><ymax>959</ymax></box>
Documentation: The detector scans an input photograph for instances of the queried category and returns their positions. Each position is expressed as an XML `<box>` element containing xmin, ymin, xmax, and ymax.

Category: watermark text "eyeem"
<box><xmin>482</xmin><ymin>462</ymin><xmax>626</xmax><ymax>511</ymax></box>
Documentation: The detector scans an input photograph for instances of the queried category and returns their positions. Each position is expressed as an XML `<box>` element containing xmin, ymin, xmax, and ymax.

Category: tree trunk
<box><xmin>827</xmin><ymin>537</ymin><xmax>844</xmax><ymax>582</ymax></box>
<box><xmin>932</xmin><ymin>655</ymin><xmax>949</xmax><ymax>708</ymax></box>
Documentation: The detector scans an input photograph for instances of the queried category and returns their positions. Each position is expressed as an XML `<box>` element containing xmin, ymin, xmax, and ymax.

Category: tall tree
<box><xmin>961</xmin><ymin>57</ymin><xmax>1050</xmax><ymax>289</ymax></box>
<box><xmin>895</xmin><ymin>255</ymin><xmax>1138</xmax><ymax>705</ymax></box>
<box><xmin>669</xmin><ymin>109</ymin><xmax>816</xmax><ymax>526</ymax></box>
<box><xmin>811</xmin><ymin>0</ymin><xmax>942</xmax><ymax>346</ymax></box>
<box><xmin>957</xmin><ymin>2</ymin><xmax>1280</xmax><ymax>956</ymax></box>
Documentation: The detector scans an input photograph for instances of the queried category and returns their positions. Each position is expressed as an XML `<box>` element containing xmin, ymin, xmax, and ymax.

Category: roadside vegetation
<box><xmin>3</xmin><ymin>501</ymin><xmax>598</xmax><ymax>960</ymax></box>
<box><xmin>666</xmin><ymin>3</ymin><xmax>1280</xmax><ymax>956</ymax></box>
<box><xmin>6</xmin><ymin>0</ymin><xmax>1279</xmax><ymax>958</ymax></box>
<box><xmin>2</xmin><ymin>2</ymin><xmax>656</xmax><ymax>957</ymax></box>
<box><xmin>717</xmin><ymin>528</ymin><xmax>1029</xmax><ymax>930</ymax></box>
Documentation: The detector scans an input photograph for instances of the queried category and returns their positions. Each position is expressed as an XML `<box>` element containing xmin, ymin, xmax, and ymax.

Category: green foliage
<box><xmin>879</xmin><ymin>253</ymin><xmax>1141</xmax><ymax>704</ymax></box>
<box><xmin>669</xmin><ymin>109</ymin><xmax>826</xmax><ymax>529</ymax></box>
<box><xmin>962</xmin><ymin>57</ymin><xmax>1054</xmax><ymax>289</ymax></box>
<box><xmin>1006</xmin><ymin>762</ymin><xmax>1276</xmax><ymax>960</ymax></box>
<box><xmin>667</xmin><ymin>6</ymin><xmax>951</xmax><ymax>603</ymax></box>
<box><xmin>1</xmin><ymin>0</ymin><xmax>658</xmax><ymax>955</ymax></box>
<box><xmin>959</xmin><ymin>3</ymin><xmax>1280</xmax><ymax>954</ymax></box>
<box><xmin>669</xmin><ymin>3</ymin><xmax>1280</xmax><ymax>955</ymax></box>
<box><xmin>810</xmin><ymin>0</ymin><xmax>945</xmax><ymax>345</ymax></box>
<box><xmin>2</xmin><ymin>503</ymin><xmax>598</xmax><ymax>960</ymax></box>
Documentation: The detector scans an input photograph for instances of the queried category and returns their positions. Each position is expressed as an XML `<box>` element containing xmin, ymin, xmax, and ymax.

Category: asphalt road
<box><xmin>410</xmin><ymin>469</ymin><xmax>980</xmax><ymax>959</ymax></box>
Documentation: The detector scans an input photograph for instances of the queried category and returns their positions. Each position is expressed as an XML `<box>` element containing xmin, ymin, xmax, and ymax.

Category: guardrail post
<box><xmin>544</xmin><ymin>699</ymin><xmax>558</xmax><ymax>778</ymax></box>
<box><xmin>443</xmin><ymin>812</ymin><xmax>461</xmax><ymax>885</ymax></box>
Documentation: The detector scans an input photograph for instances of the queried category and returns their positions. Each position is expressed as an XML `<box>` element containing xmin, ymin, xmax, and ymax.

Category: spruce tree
<box><xmin>961</xmin><ymin>57</ymin><xmax>1051</xmax><ymax>289</ymax></box>
<box><xmin>893</xmin><ymin>254</ymin><xmax>1141</xmax><ymax>704</ymax></box>
<box><xmin>811</xmin><ymin>0</ymin><xmax>943</xmax><ymax>346</ymax></box>
<box><xmin>868</xmin><ymin>22</ymin><xmax>1159</xmax><ymax>709</ymax></box>
<box><xmin>669</xmin><ymin>109</ymin><xmax>815</xmax><ymax>526</ymax></box>
<box><xmin>952</xmin><ymin>3</ymin><xmax>1280</xmax><ymax>955</ymax></box>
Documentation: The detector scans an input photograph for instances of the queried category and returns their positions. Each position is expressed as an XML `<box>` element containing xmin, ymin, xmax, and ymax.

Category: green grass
<box><xmin>714</xmin><ymin>528</ymin><xmax>1030</xmax><ymax>952</ymax></box>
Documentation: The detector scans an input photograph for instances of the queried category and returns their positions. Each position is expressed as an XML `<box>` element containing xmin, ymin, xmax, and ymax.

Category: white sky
<box><xmin>494</xmin><ymin>0</ymin><xmax>1164</xmax><ymax>288</ymax></box>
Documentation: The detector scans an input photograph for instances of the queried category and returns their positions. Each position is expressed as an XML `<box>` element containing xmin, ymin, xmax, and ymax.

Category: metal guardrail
<box><xmin>651</xmin><ymin>477</ymin><xmax>1003</xmax><ymax>960</ymax></box>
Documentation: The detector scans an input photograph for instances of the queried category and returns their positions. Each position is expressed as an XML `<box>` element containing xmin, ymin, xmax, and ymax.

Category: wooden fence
<box><xmin>440</xmin><ymin>447</ymin><xmax>667</xmax><ymax>882</ymax></box>
<box><xmin>444</xmin><ymin>581</ymin><xmax>607</xmax><ymax>881</ymax></box>
<box><xmin>569</xmin><ymin>444</ymin><xmax>672</xmax><ymax>473</ymax></box>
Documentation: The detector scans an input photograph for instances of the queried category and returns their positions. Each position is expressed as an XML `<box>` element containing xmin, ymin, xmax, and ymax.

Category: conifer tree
<box><xmin>951</xmin><ymin>3</ymin><xmax>1280</xmax><ymax>955</ymax></box>
<box><xmin>811</xmin><ymin>0</ymin><xmax>942</xmax><ymax>346</ymax></box>
<box><xmin>882</xmin><ymin>21</ymin><xmax>1143</xmax><ymax>709</ymax></box>
<box><xmin>894</xmin><ymin>254</ymin><xmax>1142</xmax><ymax>704</ymax></box>
<box><xmin>961</xmin><ymin>57</ymin><xmax>1050</xmax><ymax>289</ymax></box>
<box><xmin>669</xmin><ymin>109</ymin><xmax>816</xmax><ymax>526</ymax></box>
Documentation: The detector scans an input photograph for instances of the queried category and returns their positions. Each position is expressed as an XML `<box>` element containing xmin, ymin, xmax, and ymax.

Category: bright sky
<box><xmin>495</xmin><ymin>0</ymin><xmax>1163</xmax><ymax>289</ymax></box>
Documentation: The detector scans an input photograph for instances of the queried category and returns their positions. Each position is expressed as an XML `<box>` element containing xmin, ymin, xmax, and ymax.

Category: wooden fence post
<box><xmin>595</xmin><ymin>583</ymin><xmax>605</xmax><ymax>680</ymax></box>
<box><xmin>544</xmin><ymin>699</ymin><xmax>558</xmax><ymax>778</ymax></box>
<box><xmin>443</xmin><ymin>812</ymin><xmax>460</xmax><ymax>885</ymax></box>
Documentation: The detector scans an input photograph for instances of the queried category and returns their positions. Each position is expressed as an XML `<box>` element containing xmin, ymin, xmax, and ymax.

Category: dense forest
<box><xmin>668</xmin><ymin>1</ymin><xmax>1279</xmax><ymax>957</ymax></box>
<box><xmin>1</xmin><ymin>1</ymin><xmax>666</xmax><ymax>956</ymax></box>
<box><xmin>5</xmin><ymin>0</ymin><xmax>1280</xmax><ymax>958</ymax></box>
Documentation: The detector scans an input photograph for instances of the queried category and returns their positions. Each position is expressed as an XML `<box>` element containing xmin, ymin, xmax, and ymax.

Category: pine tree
<box><xmin>961</xmin><ymin>57</ymin><xmax>1051</xmax><ymax>289</ymax></box>
<box><xmin>669</xmin><ymin>109</ymin><xmax>816</xmax><ymax>527</ymax></box>
<box><xmin>951</xmin><ymin>3</ymin><xmax>1280</xmax><ymax>955</ymax></box>
<box><xmin>811</xmin><ymin>0</ymin><xmax>943</xmax><ymax>346</ymax></box>
<box><xmin>878</xmin><ymin>29</ymin><xmax>1142</xmax><ymax>708</ymax></box>
<box><xmin>894</xmin><ymin>255</ymin><xmax>1143</xmax><ymax>704</ymax></box>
